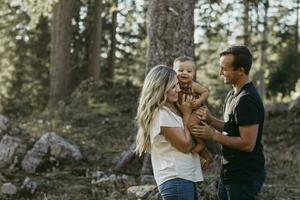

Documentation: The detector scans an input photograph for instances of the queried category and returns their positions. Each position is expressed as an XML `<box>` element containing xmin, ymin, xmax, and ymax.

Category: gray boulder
<box><xmin>289</xmin><ymin>96</ymin><xmax>300</xmax><ymax>113</ymax></box>
<box><xmin>265</xmin><ymin>103</ymin><xmax>289</xmax><ymax>117</ymax></box>
<box><xmin>127</xmin><ymin>185</ymin><xmax>158</xmax><ymax>199</ymax></box>
<box><xmin>0</xmin><ymin>135</ymin><xmax>26</xmax><ymax>169</ymax></box>
<box><xmin>21</xmin><ymin>132</ymin><xmax>82</xmax><ymax>173</ymax></box>
<box><xmin>0</xmin><ymin>114</ymin><xmax>9</xmax><ymax>135</ymax></box>
<box><xmin>1</xmin><ymin>183</ymin><xmax>17</xmax><ymax>195</ymax></box>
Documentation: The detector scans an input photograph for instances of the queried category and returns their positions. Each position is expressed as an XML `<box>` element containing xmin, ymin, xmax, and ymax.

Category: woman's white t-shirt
<box><xmin>150</xmin><ymin>106</ymin><xmax>203</xmax><ymax>186</ymax></box>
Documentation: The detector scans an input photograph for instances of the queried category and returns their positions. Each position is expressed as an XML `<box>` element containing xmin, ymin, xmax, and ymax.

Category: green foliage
<box><xmin>0</xmin><ymin>4</ymin><xmax>50</xmax><ymax>117</ymax></box>
<box><xmin>10</xmin><ymin>0</ymin><xmax>58</xmax><ymax>26</ymax></box>
<box><xmin>0</xmin><ymin>0</ymin><xmax>299</xmax><ymax>117</ymax></box>
<box><xmin>268</xmin><ymin>50</ymin><xmax>300</xmax><ymax>97</ymax></box>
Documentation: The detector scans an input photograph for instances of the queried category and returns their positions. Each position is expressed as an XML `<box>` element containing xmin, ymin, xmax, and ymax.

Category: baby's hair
<box><xmin>173</xmin><ymin>56</ymin><xmax>195</xmax><ymax>70</ymax></box>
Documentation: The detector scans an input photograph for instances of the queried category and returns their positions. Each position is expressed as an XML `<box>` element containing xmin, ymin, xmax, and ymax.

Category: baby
<box><xmin>173</xmin><ymin>56</ymin><xmax>212</xmax><ymax>169</ymax></box>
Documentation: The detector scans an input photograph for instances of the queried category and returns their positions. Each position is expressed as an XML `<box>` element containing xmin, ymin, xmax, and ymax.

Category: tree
<box><xmin>146</xmin><ymin>0</ymin><xmax>194</xmax><ymax>72</ymax></box>
<box><xmin>295</xmin><ymin>0</ymin><xmax>299</xmax><ymax>53</ymax></box>
<box><xmin>106</xmin><ymin>0</ymin><xmax>118</xmax><ymax>82</ymax></box>
<box><xmin>49</xmin><ymin>0</ymin><xmax>76</xmax><ymax>108</ymax></box>
<box><xmin>243</xmin><ymin>0</ymin><xmax>250</xmax><ymax>45</ymax></box>
<box><xmin>258</xmin><ymin>0</ymin><xmax>269</xmax><ymax>102</ymax></box>
<box><xmin>88</xmin><ymin>0</ymin><xmax>103</xmax><ymax>82</ymax></box>
<box><xmin>115</xmin><ymin>0</ymin><xmax>196</xmax><ymax>178</ymax></box>
<box><xmin>143</xmin><ymin>0</ymin><xmax>195</xmax><ymax>175</ymax></box>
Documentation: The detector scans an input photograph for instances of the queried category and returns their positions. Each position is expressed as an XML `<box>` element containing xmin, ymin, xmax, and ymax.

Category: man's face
<box><xmin>174</xmin><ymin>61</ymin><xmax>195</xmax><ymax>84</ymax></box>
<box><xmin>219</xmin><ymin>54</ymin><xmax>241</xmax><ymax>85</ymax></box>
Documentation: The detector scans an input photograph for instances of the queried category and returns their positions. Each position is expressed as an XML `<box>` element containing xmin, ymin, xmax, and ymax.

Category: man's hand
<box><xmin>191</xmin><ymin>123</ymin><xmax>215</xmax><ymax>140</ymax></box>
<box><xmin>191</xmin><ymin>98</ymin><xmax>203</xmax><ymax>109</ymax></box>
<box><xmin>194</xmin><ymin>106</ymin><xmax>212</xmax><ymax>124</ymax></box>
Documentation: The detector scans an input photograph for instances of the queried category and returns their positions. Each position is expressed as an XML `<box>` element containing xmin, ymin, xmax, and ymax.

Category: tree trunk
<box><xmin>115</xmin><ymin>0</ymin><xmax>195</xmax><ymax>178</ymax></box>
<box><xmin>243</xmin><ymin>0</ymin><xmax>250</xmax><ymax>45</ymax></box>
<box><xmin>296</xmin><ymin>0</ymin><xmax>299</xmax><ymax>53</ymax></box>
<box><xmin>49</xmin><ymin>0</ymin><xmax>75</xmax><ymax>108</ymax></box>
<box><xmin>114</xmin><ymin>143</ymin><xmax>143</xmax><ymax>175</ymax></box>
<box><xmin>88</xmin><ymin>0</ymin><xmax>103</xmax><ymax>83</ymax></box>
<box><xmin>258</xmin><ymin>0</ymin><xmax>269</xmax><ymax>102</ymax></box>
<box><xmin>146</xmin><ymin>0</ymin><xmax>194</xmax><ymax>72</ymax></box>
<box><xmin>107</xmin><ymin>0</ymin><xmax>118</xmax><ymax>82</ymax></box>
<box><xmin>143</xmin><ymin>0</ymin><xmax>194</xmax><ymax>175</ymax></box>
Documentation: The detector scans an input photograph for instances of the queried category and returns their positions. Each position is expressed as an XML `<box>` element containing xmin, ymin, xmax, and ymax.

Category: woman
<box><xmin>135</xmin><ymin>65</ymin><xmax>203</xmax><ymax>200</ymax></box>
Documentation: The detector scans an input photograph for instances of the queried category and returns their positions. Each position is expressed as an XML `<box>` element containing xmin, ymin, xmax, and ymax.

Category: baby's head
<box><xmin>173</xmin><ymin>56</ymin><xmax>195</xmax><ymax>84</ymax></box>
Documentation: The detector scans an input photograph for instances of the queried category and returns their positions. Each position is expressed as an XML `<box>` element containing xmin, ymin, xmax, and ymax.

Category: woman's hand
<box><xmin>178</xmin><ymin>94</ymin><xmax>193</xmax><ymax>116</ymax></box>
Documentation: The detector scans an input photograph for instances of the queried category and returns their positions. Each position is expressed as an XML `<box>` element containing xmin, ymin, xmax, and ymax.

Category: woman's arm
<box><xmin>161</xmin><ymin>94</ymin><xmax>193</xmax><ymax>153</ymax></box>
<box><xmin>161</xmin><ymin>126</ymin><xmax>192</xmax><ymax>153</ymax></box>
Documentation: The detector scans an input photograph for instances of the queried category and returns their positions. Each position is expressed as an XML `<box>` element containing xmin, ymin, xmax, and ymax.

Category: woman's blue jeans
<box><xmin>158</xmin><ymin>178</ymin><xmax>198</xmax><ymax>200</ymax></box>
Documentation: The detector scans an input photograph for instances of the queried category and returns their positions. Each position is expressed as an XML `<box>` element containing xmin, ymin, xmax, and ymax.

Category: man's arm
<box><xmin>192</xmin><ymin>123</ymin><xmax>259</xmax><ymax>152</ymax></box>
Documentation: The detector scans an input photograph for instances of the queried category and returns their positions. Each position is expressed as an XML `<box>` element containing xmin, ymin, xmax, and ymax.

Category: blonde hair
<box><xmin>135</xmin><ymin>65</ymin><xmax>177</xmax><ymax>156</ymax></box>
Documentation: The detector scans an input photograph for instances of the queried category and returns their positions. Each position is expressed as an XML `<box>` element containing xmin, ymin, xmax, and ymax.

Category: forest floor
<box><xmin>1</xmin><ymin>81</ymin><xmax>300</xmax><ymax>200</ymax></box>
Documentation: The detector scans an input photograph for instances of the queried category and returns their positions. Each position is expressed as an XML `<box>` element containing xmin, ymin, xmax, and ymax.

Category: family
<box><xmin>135</xmin><ymin>45</ymin><xmax>266</xmax><ymax>200</ymax></box>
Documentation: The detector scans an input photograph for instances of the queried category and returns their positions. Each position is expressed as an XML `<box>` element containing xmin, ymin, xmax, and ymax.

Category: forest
<box><xmin>0</xmin><ymin>0</ymin><xmax>299</xmax><ymax>199</ymax></box>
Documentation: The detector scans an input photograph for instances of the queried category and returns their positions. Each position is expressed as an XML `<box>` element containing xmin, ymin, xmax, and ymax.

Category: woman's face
<box><xmin>166</xmin><ymin>76</ymin><xmax>180</xmax><ymax>103</ymax></box>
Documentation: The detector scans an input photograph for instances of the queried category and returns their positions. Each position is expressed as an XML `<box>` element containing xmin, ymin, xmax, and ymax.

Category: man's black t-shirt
<box><xmin>221</xmin><ymin>82</ymin><xmax>265</xmax><ymax>184</ymax></box>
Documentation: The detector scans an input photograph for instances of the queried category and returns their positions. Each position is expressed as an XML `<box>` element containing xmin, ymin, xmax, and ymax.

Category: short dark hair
<box><xmin>220</xmin><ymin>45</ymin><xmax>252</xmax><ymax>74</ymax></box>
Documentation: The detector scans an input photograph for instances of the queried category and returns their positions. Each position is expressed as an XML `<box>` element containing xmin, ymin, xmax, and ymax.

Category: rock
<box><xmin>110</xmin><ymin>191</ymin><xmax>122</xmax><ymax>199</ymax></box>
<box><xmin>289</xmin><ymin>96</ymin><xmax>300</xmax><ymax>113</ymax></box>
<box><xmin>203</xmin><ymin>179</ymin><xmax>218</xmax><ymax>198</ymax></box>
<box><xmin>140</xmin><ymin>175</ymin><xmax>156</xmax><ymax>185</ymax></box>
<box><xmin>0</xmin><ymin>173</ymin><xmax>6</xmax><ymax>182</ymax></box>
<box><xmin>0</xmin><ymin>135</ymin><xmax>26</xmax><ymax>169</ymax></box>
<box><xmin>1</xmin><ymin>183</ymin><xmax>17</xmax><ymax>195</ymax></box>
<box><xmin>91</xmin><ymin>172</ymin><xmax>136</xmax><ymax>197</ymax></box>
<box><xmin>127</xmin><ymin>185</ymin><xmax>157</xmax><ymax>199</ymax></box>
<box><xmin>0</xmin><ymin>114</ymin><xmax>23</xmax><ymax>137</ymax></box>
<box><xmin>0</xmin><ymin>114</ymin><xmax>9</xmax><ymax>135</ymax></box>
<box><xmin>92</xmin><ymin>171</ymin><xmax>106</xmax><ymax>179</ymax></box>
<box><xmin>203</xmin><ymin>155</ymin><xmax>222</xmax><ymax>176</ymax></box>
<box><xmin>21</xmin><ymin>132</ymin><xmax>82</xmax><ymax>173</ymax></box>
<box><xmin>265</xmin><ymin>103</ymin><xmax>289</xmax><ymax>117</ymax></box>
<box><xmin>20</xmin><ymin>177</ymin><xmax>37</xmax><ymax>195</ymax></box>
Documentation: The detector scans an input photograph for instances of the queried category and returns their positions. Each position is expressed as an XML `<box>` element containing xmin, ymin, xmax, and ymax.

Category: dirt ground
<box><xmin>1</xmin><ymin>82</ymin><xmax>299</xmax><ymax>199</ymax></box>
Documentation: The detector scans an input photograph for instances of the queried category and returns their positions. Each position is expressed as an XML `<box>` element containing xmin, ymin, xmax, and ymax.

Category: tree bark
<box><xmin>295</xmin><ymin>0</ymin><xmax>299</xmax><ymax>53</ymax></box>
<box><xmin>146</xmin><ymin>0</ymin><xmax>194</xmax><ymax>72</ymax></box>
<box><xmin>258</xmin><ymin>0</ymin><xmax>269</xmax><ymax>102</ymax></box>
<box><xmin>142</xmin><ymin>0</ymin><xmax>194</xmax><ymax>176</ymax></box>
<box><xmin>49</xmin><ymin>0</ymin><xmax>75</xmax><ymax>108</ymax></box>
<box><xmin>88</xmin><ymin>0</ymin><xmax>103</xmax><ymax>83</ymax></box>
<box><xmin>114</xmin><ymin>143</ymin><xmax>143</xmax><ymax>175</ymax></box>
<box><xmin>107</xmin><ymin>0</ymin><xmax>118</xmax><ymax>82</ymax></box>
<box><xmin>243</xmin><ymin>0</ymin><xmax>250</xmax><ymax>45</ymax></box>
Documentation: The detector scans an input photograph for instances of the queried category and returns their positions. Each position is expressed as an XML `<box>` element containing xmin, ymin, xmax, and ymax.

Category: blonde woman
<box><xmin>135</xmin><ymin>65</ymin><xmax>203</xmax><ymax>200</ymax></box>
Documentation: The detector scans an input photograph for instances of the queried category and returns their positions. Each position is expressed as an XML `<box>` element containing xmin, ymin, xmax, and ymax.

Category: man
<box><xmin>191</xmin><ymin>45</ymin><xmax>266</xmax><ymax>200</ymax></box>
